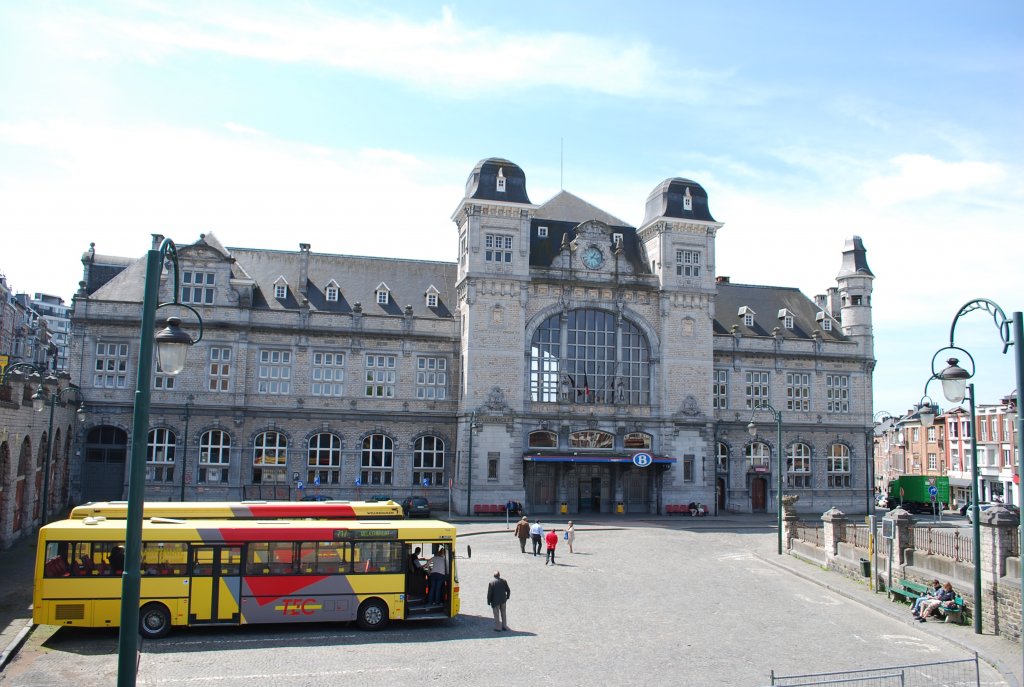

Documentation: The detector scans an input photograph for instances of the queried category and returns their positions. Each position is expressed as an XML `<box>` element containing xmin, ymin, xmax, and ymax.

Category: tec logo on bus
<box><xmin>274</xmin><ymin>598</ymin><xmax>323</xmax><ymax>615</ymax></box>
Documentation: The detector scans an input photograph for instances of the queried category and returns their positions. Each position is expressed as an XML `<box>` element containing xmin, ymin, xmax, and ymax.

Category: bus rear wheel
<box><xmin>357</xmin><ymin>599</ymin><xmax>389</xmax><ymax>631</ymax></box>
<box><xmin>139</xmin><ymin>603</ymin><xmax>172</xmax><ymax>639</ymax></box>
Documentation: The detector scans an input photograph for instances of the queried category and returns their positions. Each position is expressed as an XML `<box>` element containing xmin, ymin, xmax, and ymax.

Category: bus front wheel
<box><xmin>139</xmin><ymin>603</ymin><xmax>172</xmax><ymax>639</ymax></box>
<box><xmin>357</xmin><ymin>599</ymin><xmax>389</xmax><ymax>631</ymax></box>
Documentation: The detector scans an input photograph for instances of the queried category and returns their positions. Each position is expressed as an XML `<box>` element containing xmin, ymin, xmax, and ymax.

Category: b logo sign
<box><xmin>632</xmin><ymin>453</ymin><xmax>652</xmax><ymax>468</ymax></box>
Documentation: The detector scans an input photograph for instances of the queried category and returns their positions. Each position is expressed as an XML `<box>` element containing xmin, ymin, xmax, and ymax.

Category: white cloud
<box><xmin>862</xmin><ymin>154</ymin><xmax>1005</xmax><ymax>206</ymax></box>
<box><xmin>45</xmin><ymin>3</ymin><xmax>712</xmax><ymax>100</ymax></box>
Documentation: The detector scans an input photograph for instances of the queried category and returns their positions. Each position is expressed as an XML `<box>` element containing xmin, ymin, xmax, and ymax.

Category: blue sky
<box><xmin>0</xmin><ymin>1</ymin><xmax>1021</xmax><ymax>417</ymax></box>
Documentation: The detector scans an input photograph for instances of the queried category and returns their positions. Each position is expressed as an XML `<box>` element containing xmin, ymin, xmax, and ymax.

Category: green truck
<box><xmin>887</xmin><ymin>476</ymin><xmax>950</xmax><ymax>513</ymax></box>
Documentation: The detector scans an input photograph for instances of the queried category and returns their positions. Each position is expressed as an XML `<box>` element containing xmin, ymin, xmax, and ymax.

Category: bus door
<box><xmin>188</xmin><ymin>545</ymin><xmax>242</xmax><ymax>625</ymax></box>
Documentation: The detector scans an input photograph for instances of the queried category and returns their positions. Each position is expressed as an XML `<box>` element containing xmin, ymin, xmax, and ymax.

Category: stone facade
<box><xmin>64</xmin><ymin>157</ymin><xmax>875</xmax><ymax>516</ymax></box>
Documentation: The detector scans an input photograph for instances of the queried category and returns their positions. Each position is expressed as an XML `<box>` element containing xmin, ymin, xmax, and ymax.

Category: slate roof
<box><xmin>641</xmin><ymin>178</ymin><xmax>716</xmax><ymax>226</ymax></box>
<box><xmin>465</xmin><ymin>157</ymin><xmax>531</xmax><ymax>204</ymax></box>
<box><xmin>713</xmin><ymin>283</ymin><xmax>847</xmax><ymax>342</ymax></box>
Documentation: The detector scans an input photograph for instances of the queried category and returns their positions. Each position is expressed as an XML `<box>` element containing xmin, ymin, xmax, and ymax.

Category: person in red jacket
<box><xmin>544</xmin><ymin>528</ymin><xmax>559</xmax><ymax>565</ymax></box>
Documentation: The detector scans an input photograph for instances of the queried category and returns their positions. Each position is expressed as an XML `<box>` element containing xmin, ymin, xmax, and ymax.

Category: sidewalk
<box><xmin>0</xmin><ymin>535</ymin><xmax>38</xmax><ymax>670</ymax></box>
<box><xmin>754</xmin><ymin>542</ymin><xmax>1023</xmax><ymax>687</ymax></box>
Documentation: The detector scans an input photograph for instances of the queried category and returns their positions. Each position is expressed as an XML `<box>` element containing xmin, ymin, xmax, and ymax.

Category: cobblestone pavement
<box><xmin>1</xmin><ymin>516</ymin><xmax>1019</xmax><ymax>686</ymax></box>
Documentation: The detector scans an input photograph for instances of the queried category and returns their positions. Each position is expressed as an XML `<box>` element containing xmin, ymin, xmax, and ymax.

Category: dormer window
<box><xmin>613</xmin><ymin>233</ymin><xmax>623</xmax><ymax>248</ymax></box>
<box><xmin>537</xmin><ymin>226</ymin><xmax>548</xmax><ymax>238</ymax></box>
<box><xmin>324</xmin><ymin>279</ymin><xmax>340</xmax><ymax>303</ymax></box>
<box><xmin>683</xmin><ymin>187</ymin><xmax>693</xmax><ymax>211</ymax></box>
<box><xmin>496</xmin><ymin>167</ymin><xmax>506</xmax><ymax>193</ymax></box>
<box><xmin>778</xmin><ymin>308</ymin><xmax>795</xmax><ymax>330</ymax></box>
<box><xmin>273</xmin><ymin>277</ymin><xmax>288</xmax><ymax>300</ymax></box>
<box><xmin>425</xmin><ymin>285</ymin><xmax>440</xmax><ymax>309</ymax></box>
<box><xmin>816</xmin><ymin>311</ymin><xmax>833</xmax><ymax>332</ymax></box>
<box><xmin>738</xmin><ymin>306</ymin><xmax>755</xmax><ymax>328</ymax></box>
<box><xmin>375</xmin><ymin>282</ymin><xmax>391</xmax><ymax>305</ymax></box>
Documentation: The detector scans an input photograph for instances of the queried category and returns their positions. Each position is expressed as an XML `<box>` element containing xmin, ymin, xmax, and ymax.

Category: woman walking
<box><xmin>566</xmin><ymin>521</ymin><xmax>576</xmax><ymax>553</ymax></box>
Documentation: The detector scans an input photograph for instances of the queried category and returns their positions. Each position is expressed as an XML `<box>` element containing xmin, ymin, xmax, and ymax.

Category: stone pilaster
<box><xmin>885</xmin><ymin>507</ymin><xmax>915</xmax><ymax>566</ymax></box>
<box><xmin>821</xmin><ymin>507</ymin><xmax>847</xmax><ymax>558</ymax></box>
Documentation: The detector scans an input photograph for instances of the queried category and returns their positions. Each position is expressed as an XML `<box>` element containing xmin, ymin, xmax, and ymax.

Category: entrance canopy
<box><xmin>523</xmin><ymin>454</ymin><xmax>676</xmax><ymax>465</ymax></box>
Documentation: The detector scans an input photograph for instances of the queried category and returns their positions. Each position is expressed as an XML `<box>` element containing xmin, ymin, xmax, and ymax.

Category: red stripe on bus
<box><xmin>246</xmin><ymin>575</ymin><xmax>329</xmax><ymax>605</ymax></box>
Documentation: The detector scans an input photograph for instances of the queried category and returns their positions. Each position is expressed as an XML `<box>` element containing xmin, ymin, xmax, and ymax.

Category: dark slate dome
<box><xmin>641</xmin><ymin>178</ymin><xmax>715</xmax><ymax>226</ymax></box>
<box><xmin>465</xmin><ymin>158</ymin><xmax>531</xmax><ymax>204</ymax></box>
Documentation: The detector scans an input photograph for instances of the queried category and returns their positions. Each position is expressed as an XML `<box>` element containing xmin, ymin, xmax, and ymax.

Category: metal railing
<box><xmin>768</xmin><ymin>654</ymin><xmax>979</xmax><ymax>686</ymax></box>
<box><xmin>793</xmin><ymin>522</ymin><xmax>823</xmax><ymax>547</ymax></box>
<box><xmin>907</xmin><ymin>526</ymin><xmax>973</xmax><ymax>564</ymax></box>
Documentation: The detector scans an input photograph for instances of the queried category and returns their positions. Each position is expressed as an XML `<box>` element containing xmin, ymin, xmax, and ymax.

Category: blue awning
<box><xmin>523</xmin><ymin>454</ymin><xmax>676</xmax><ymax>464</ymax></box>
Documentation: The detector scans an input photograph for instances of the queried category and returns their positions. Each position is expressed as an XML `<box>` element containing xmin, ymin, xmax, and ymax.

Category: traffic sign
<box><xmin>632</xmin><ymin>453</ymin><xmax>653</xmax><ymax>468</ymax></box>
<box><xmin>297</xmin><ymin>480</ymin><xmax>304</xmax><ymax>490</ymax></box>
<box><xmin>314</xmin><ymin>476</ymin><xmax>320</xmax><ymax>486</ymax></box>
<box><xmin>928</xmin><ymin>485</ymin><xmax>938</xmax><ymax>497</ymax></box>
<box><xmin>355</xmin><ymin>477</ymin><xmax>362</xmax><ymax>487</ymax></box>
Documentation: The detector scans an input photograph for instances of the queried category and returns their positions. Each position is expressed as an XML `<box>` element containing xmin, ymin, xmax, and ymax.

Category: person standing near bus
<box><xmin>544</xmin><ymin>528</ymin><xmax>558</xmax><ymax>565</ymax></box>
<box><xmin>427</xmin><ymin>546</ymin><xmax>448</xmax><ymax>605</ymax></box>
<box><xmin>487</xmin><ymin>570</ymin><xmax>511</xmax><ymax>631</ymax></box>
<box><xmin>514</xmin><ymin>516</ymin><xmax>530</xmax><ymax>553</ymax></box>
<box><xmin>529</xmin><ymin>520</ymin><xmax>544</xmax><ymax>556</ymax></box>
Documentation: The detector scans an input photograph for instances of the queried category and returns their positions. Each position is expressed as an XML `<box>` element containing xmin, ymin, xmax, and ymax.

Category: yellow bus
<box><xmin>35</xmin><ymin>517</ymin><xmax>459</xmax><ymax>638</ymax></box>
<box><xmin>70</xmin><ymin>499</ymin><xmax>404</xmax><ymax>520</ymax></box>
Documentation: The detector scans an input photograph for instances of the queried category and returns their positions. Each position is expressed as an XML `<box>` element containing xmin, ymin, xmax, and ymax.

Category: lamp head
<box><xmin>155</xmin><ymin>316</ymin><xmax>193</xmax><ymax>376</ymax></box>
<box><xmin>31</xmin><ymin>387</ymin><xmax>47</xmax><ymax>412</ymax></box>
<box><xmin>76</xmin><ymin>406</ymin><xmax>87</xmax><ymax>423</ymax></box>
<box><xmin>937</xmin><ymin>358</ymin><xmax>970</xmax><ymax>404</ymax></box>
<box><xmin>917</xmin><ymin>400</ymin><xmax>936</xmax><ymax>427</ymax></box>
<box><xmin>746</xmin><ymin>421</ymin><xmax>757</xmax><ymax>437</ymax></box>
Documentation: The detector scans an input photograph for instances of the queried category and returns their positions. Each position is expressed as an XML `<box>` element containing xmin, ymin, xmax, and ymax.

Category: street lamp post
<box><xmin>925</xmin><ymin>299</ymin><xmax>1023</xmax><ymax>644</ymax></box>
<box><xmin>464</xmin><ymin>411</ymin><xmax>479</xmax><ymax>516</ymax></box>
<box><xmin>179</xmin><ymin>395</ymin><xmax>193</xmax><ymax>502</ymax></box>
<box><xmin>870</xmin><ymin>411</ymin><xmax>897</xmax><ymax>510</ymax></box>
<box><xmin>747</xmin><ymin>402</ymin><xmax>783</xmax><ymax>555</ymax></box>
<box><xmin>39</xmin><ymin>384</ymin><xmax>86</xmax><ymax>524</ymax></box>
<box><xmin>117</xmin><ymin>238</ymin><xmax>202</xmax><ymax>687</ymax></box>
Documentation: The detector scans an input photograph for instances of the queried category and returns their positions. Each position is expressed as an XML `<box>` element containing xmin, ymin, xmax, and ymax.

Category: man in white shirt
<box><xmin>427</xmin><ymin>547</ymin><xmax>448</xmax><ymax>605</ymax></box>
<box><xmin>529</xmin><ymin>520</ymin><xmax>544</xmax><ymax>556</ymax></box>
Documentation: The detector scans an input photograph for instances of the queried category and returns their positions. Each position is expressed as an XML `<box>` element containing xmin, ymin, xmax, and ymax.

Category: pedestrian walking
<box><xmin>529</xmin><ymin>520</ymin><xmax>544</xmax><ymax>556</ymax></box>
<box><xmin>545</xmin><ymin>528</ymin><xmax>558</xmax><ymax>565</ymax></box>
<box><xmin>566</xmin><ymin>521</ymin><xmax>575</xmax><ymax>553</ymax></box>
<box><xmin>514</xmin><ymin>516</ymin><xmax>530</xmax><ymax>553</ymax></box>
<box><xmin>486</xmin><ymin>570</ymin><xmax>511</xmax><ymax>631</ymax></box>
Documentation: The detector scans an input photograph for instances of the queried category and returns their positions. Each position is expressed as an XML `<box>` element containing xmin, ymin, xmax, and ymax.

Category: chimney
<box><xmin>298</xmin><ymin>243</ymin><xmax>311</xmax><ymax>297</ymax></box>
<box><xmin>716</xmin><ymin>276</ymin><xmax>730</xmax><ymax>284</ymax></box>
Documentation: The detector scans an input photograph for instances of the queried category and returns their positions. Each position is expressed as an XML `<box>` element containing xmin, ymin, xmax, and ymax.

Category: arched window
<box><xmin>529</xmin><ymin>308</ymin><xmax>650</xmax><ymax>405</ymax></box>
<box><xmin>788</xmin><ymin>443</ymin><xmax>812</xmax><ymax>488</ymax></box>
<box><xmin>746</xmin><ymin>442</ymin><xmax>770</xmax><ymax>470</ymax></box>
<box><xmin>199</xmin><ymin>430</ymin><xmax>231</xmax><ymax>484</ymax></box>
<box><xmin>146</xmin><ymin>428</ymin><xmax>176</xmax><ymax>483</ymax></box>
<box><xmin>413</xmin><ymin>436</ymin><xmax>444</xmax><ymax>486</ymax></box>
<box><xmin>827</xmin><ymin>444</ymin><xmax>851</xmax><ymax>488</ymax></box>
<box><xmin>361</xmin><ymin>434</ymin><xmax>393</xmax><ymax>486</ymax></box>
<box><xmin>569</xmin><ymin>430</ymin><xmax>614</xmax><ymax>449</ymax></box>
<box><xmin>624</xmin><ymin>432</ymin><xmax>652</xmax><ymax>449</ymax></box>
<box><xmin>716</xmin><ymin>442</ymin><xmax>729</xmax><ymax>472</ymax></box>
<box><xmin>253</xmin><ymin>431</ymin><xmax>288</xmax><ymax>484</ymax></box>
<box><xmin>307</xmin><ymin>433</ymin><xmax>342</xmax><ymax>485</ymax></box>
<box><xmin>528</xmin><ymin>431</ymin><xmax>558</xmax><ymax>448</ymax></box>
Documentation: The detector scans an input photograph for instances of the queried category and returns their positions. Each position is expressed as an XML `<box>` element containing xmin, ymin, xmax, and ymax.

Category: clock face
<box><xmin>582</xmin><ymin>246</ymin><xmax>604</xmax><ymax>269</ymax></box>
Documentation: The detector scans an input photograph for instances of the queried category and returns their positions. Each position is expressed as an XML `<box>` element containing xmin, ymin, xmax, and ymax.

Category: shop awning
<box><xmin>523</xmin><ymin>453</ymin><xmax>676</xmax><ymax>464</ymax></box>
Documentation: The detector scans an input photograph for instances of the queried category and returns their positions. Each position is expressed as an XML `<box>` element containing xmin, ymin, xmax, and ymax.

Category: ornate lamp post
<box><xmin>924</xmin><ymin>299</ymin><xmax>1023</xmax><ymax>643</ymax></box>
<box><xmin>747</xmin><ymin>402</ymin><xmax>783</xmax><ymax>555</ymax></box>
<box><xmin>464</xmin><ymin>411</ymin><xmax>480</xmax><ymax>516</ymax></box>
<box><xmin>38</xmin><ymin>384</ymin><xmax>86</xmax><ymax>524</ymax></box>
<box><xmin>117</xmin><ymin>238</ymin><xmax>202</xmax><ymax>687</ymax></box>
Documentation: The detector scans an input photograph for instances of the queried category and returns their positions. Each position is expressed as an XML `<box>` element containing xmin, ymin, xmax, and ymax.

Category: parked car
<box><xmin>401</xmin><ymin>496</ymin><xmax>431</xmax><ymax>518</ymax></box>
<box><xmin>300</xmin><ymin>494</ymin><xmax>331</xmax><ymax>501</ymax></box>
<box><xmin>965</xmin><ymin>502</ymin><xmax>1019</xmax><ymax>523</ymax></box>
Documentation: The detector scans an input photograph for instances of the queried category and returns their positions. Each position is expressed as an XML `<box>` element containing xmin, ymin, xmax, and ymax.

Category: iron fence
<box><xmin>768</xmin><ymin>654</ymin><xmax>980</xmax><ymax>687</ymax></box>
<box><xmin>794</xmin><ymin>522</ymin><xmax>822</xmax><ymax>547</ymax></box>
<box><xmin>908</xmin><ymin>526</ymin><xmax>973</xmax><ymax>564</ymax></box>
<box><xmin>846</xmin><ymin>524</ymin><xmax>873</xmax><ymax>551</ymax></box>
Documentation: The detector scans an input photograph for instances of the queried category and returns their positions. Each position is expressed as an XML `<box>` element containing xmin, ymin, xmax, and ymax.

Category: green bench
<box><xmin>890</xmin><ymin>579</ymin><xmax>965</xmax><ymax>624</ymax></box>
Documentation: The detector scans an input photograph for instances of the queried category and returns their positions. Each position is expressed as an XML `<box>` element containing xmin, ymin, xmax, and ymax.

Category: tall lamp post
<box><xmin>923</xmin><ymin>299</ymin><xmax>1023</xmax><ymax>643</ymax></box>
<box><xmin>464</xmin><ymin>411</ymin><xmax>480</xmax><ymax>516</ymax></box>
<box><xmin>870</xmin><ymin>410</ymin><xmax>896</xmax><ymax>510</ymax></box>
<box><xmin>117</xmin><ymin>238</ymin><xmax>202</xmax><ymax>687</ymax></box>
<box><xmin>747</xmin><ymin>402</ymin><xmax>783</xmax><ymax>555</ymax></box>
<box><xmin>39</xmin><ymin>384</ymin><xmax>86</xmax><ymax>524</ymax></box>
<box><xmin>178</xmin><ymin>395</ymin><xmax>193</xmax><ymax>502</ymax></box>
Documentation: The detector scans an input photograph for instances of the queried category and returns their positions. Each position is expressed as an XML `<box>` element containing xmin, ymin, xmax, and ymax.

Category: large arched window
<box><xmin>530</xmin><ymin>308</ymin><xmax>650</xmax><ymax>405</ymax></box>
<box><xmin>569</xmin><ymin>430</ymin><xmax>614</xmax><ymax>449</ymax></box>
<box><xmin>827</xmin><ymin>444</ymin><xmax>851</xmax><ymax>488</ymax></box>
<box><xmin>413</xmin><ymin>436</ymin><xmax>444</xmax><ymax>486</ymax></box>
<box><xmin>361</xmin><ymin>434</ymin><xmax>393</xmax><ymax>486</ymax></box>
<box><xmin>787</xmin><ymin>443</ymin><xmax>811</xmax><ymax>488</ymax></box>
<box><xmin>307</xmin><ymin>433</ymin><xmax>342</xmax><ymax>485</ymax></box>
<box><xmin>253</xmin><ymin>431</ymin><xmax>288</xmax><ymax>484</ymax></box>
<box><xmin>528</xmin><ymin>431</ymin><xmax>558</xmax><ymax>448</ymax></box>
<box><xmin>146</xmin><ymin>428</ymin><xmax>176</xmax><ymax>483</ymax></box>
<box><xmin>199</xmin><ymin>430</ymin><xmax>231</xmax><ymax>484</ymax></box>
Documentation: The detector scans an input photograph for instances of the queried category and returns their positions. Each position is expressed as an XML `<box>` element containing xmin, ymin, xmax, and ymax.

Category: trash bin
<box><xmin>859</xmin><ymin>558</ymin><xmax>871</xmax><ymax>577</ymax></box>
<box><xmin>559</xmin><ymin>501</ymin><xmax>567</xmax><ymax>514</ymax></box>
<box><xmin>616</xmin><ymin>501</ymin><xmax>624</xmax><ymax>514</ymax></box>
